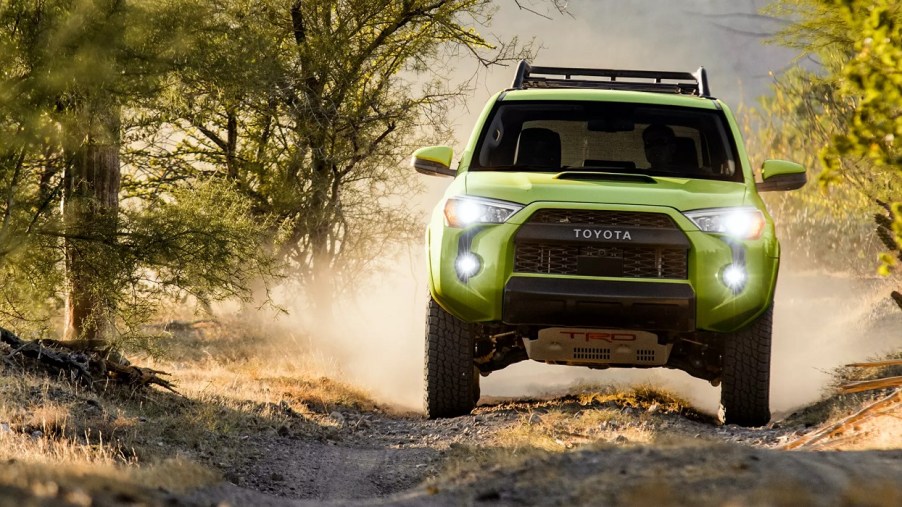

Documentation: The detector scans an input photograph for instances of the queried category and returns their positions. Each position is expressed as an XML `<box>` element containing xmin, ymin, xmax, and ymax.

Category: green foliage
<box><xmin>112</xmin><ymin>179</ymin><xmax>279</xmax><ymax>345</ymax></box>
<box><xmin>135</xmin><ymin>0</ymin><xmax>535</xmax><ymax>306</ymax></box>
<box><xmin>754</xmin><ymin>0</ymin><xmax>902</xmax><ymax>278</ymax></box>
<box><xmin>0</xmin><ymin>1</ymin><xmax>277</xmax><ymax>344</ymax></box>
<box><xmin>818</xmin><ymin>0</ymin><xmax>902</xmax><ymax>274</ymax></box>
<box><xmin>742</xmin><ymin>70</ymin><xmax>882</xmax><ymax>272</ymax></box>
<box><xmin>122</xmin><ymin>181</ymin><xmax>277</xmax><ymax>305</ymax></box>
<box><xmin>0</xmin><ymin>234</ymin><xmax>64</xmax><ymax>336</ymax></box>
<box><xmin>0</xmin><ymin>0</ymin><xmax>548</xmax><ymax>340</ymax></box>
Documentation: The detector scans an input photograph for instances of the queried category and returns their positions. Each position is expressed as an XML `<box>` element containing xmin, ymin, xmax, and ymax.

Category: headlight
<box><xmin>443</xmin><ymin>196</ymin><xmax>523</xmax><ymax>228</ymax></box>
<box><xmin>684</xmin><ymin>207</ymin><xmax>766</xmax><ymax>240</ymax></box>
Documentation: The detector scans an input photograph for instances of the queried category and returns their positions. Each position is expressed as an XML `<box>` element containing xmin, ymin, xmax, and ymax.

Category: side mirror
<box><xmin>412</xmin><ymin>146</ymin><xmax>455</xmax><ymax>177</ymax></box>
<box><xmin>757</xmin><ymin>160</ymin><xmax>807</xmax><ymax>192</ymax></box>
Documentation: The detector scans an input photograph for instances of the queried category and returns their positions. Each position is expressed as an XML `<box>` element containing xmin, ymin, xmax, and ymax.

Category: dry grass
<box><xmin>431</xmin><ymin>384</ymin><xmax>703</xmax><ymax>492</ymax></box>
<box><xmin>3</xmin><ymin>310</ymin><xmax>898</xmax><ymax>503</ymax></box>
<box><xmin>0</xmin><ymin>316</ymin><xmax>380</xmax><ymax>501</ymax></box>
<box><xmin>496</xmin><ymin>406</ymin><xmax>652</xmax><ymax>451</ymax></box>
<box><xmin>484</xmin><ymin>384</ymin><xmax>705</xmax><ymax>452</ymax></box>
<box><xmin>0</xmin><ymin>458</ymin><xmax>218</xmax><ymax>507</ymax></box>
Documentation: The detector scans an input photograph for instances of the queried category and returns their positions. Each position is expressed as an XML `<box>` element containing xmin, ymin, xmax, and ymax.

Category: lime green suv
<box><xmin>413</xmin><ymin>62</ymin><xmax>806</xmax><ymax>427</ymax></box>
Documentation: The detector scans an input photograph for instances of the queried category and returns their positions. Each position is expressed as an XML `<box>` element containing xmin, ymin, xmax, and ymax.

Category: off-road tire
<box><xmin>424</xmin><ymin>297</ymin><xmax>479</xmax><ymax>419</ymax></box>
<box><xmin>720</xmin><ymin>305</ymin><xmax>773</xmax><ymax>427</ymax></box>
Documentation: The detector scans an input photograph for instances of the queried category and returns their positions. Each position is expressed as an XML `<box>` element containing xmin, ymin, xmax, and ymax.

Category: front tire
<box><xmin>424</xmin><ymin>297</ymin><xmax>479</xmax><ymax>418</ymax></box>
<box><xmin>720</xmin><ymin>305</ymin><xmax>773</xmax><ymax>427</ymax></box>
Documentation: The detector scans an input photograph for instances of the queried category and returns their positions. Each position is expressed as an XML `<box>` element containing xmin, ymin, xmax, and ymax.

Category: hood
<box><xmin>464</xmin><ymin>171</ymin><xmax>748</xmax><ymax>216</ymax></box>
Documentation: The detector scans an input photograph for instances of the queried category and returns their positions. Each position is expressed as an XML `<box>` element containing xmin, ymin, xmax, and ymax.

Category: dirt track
<box><xmin>184</xmin><ymin>273</ymin><xmax>902</xmax><ymax>506</ymax></box>
<box><xmin>185</xmin><ymin>395</ymin><xmax>902</xmax><ymax>506</ymax></box>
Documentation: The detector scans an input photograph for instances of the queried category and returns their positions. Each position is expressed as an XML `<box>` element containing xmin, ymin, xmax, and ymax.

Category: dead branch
<box><xmin>1</xmin><ymin>328</ymin><xmax>92</xmax><ymax>380</ymax></box>
<box><xmin>103</xmin><ymin>360</ymin><xmax>180</xmax><ymax>395</ymax></box>
<box><xmin>845</xmin><ymin>360</ymin><xmax>902</xmax><ymax>368</ymax></box>
<box><xmin>0</xmin><ymin>325</ymin><xmax>180</xmax><ymax>396</ymax></box>
<box><xmin>840</xmin><ymin>376</ymin><xmax>902</xmax><ymax>394</ymax></box>
<box><xmin>782</xmin><ymin>388</ymin><xmax>902</xmax><ymax>450</ymax></box>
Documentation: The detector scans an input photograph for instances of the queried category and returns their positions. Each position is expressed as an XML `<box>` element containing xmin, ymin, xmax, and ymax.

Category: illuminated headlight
<box><xmin>455</xmin><ymin>252</ymin><xmax>482</xmax><ymax>280</ymax></box>
<box><xmin>684</xmin><ymin>207</ymin><xmax>766</xmax><ymax>240</ymax></box>
<box><xmin>444</xmin><ymin>196</ymin><xmax>523</xmax><ymax>228</ymax></box>
<box><xmin>721</xmin><ymin>264</ymin><xmax>747</xmax><ymax>293</ymax></box>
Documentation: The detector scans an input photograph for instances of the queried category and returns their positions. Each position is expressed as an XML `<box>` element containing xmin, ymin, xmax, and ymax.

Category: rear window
<box><xmin>472</xmin><ymin>101</ymin><xmax>740</xmax><ymax>181</ymax></box>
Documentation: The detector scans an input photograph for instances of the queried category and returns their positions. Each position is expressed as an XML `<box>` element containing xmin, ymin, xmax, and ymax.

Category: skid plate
<box><xmin>524</xmin><ymin>327</ymin><xmax>672</xmax><ymax>366</ymax></box>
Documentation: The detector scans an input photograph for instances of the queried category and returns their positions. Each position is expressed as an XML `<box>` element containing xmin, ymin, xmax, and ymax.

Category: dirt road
<box><xmin>186</xmin><ymin>393</ymin><xmax>902</xmax><ymax>506</ymax></box>
<box><xmin>182</xmin><ymin>273</ymin><xmax>902</xmax><ymax>506</ymax></box>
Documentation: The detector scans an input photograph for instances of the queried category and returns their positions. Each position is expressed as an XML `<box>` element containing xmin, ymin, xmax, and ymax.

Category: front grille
<box><xmin>514</xmin><ymin>243</ymin><xmax>688</xmax><ymax>279</ymax></box>
<box><xmin>514</xmin><ymin>209</ymin><xmax>689</xmax><ymax>279</ymax></box>
<box><xmin>528</xmin><ymin>209</ymin><xmax>678</xmax><ymax>229</ymax></box>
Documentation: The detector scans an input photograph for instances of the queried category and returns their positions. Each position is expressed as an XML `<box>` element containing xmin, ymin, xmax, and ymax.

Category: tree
<box><xmin>752</xmin><ymin>0</ymin><xmax>901</xmax><ymax>307</ymax></box>
<box><xmin>0</xmin><ymin>0</ymin><xmax>562</xmax><ymax>344</ymax></box>
<box><xmin>137</xmin><ymin>0</ymin><xmax>538</xmax><ymax>315</ymax></box>
<box><xmin>0</xmin><ymin>0</ymin><xmax>275</xmax><ymax>343</ymax></box>
<box><xmin>817</xmin><ymin>0</ymin><xmax>901</xmax><ymax>277</ymax></box>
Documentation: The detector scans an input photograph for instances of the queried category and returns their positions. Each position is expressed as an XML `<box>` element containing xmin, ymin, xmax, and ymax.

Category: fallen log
<box><xmin>0</xmin><ymin>325</ymin><xmax>179</xmax><ymax>395</ymax></box>
<box><xmin>1</xmin><ymin>328</ymin><xmax>92</xmax><ymax>380</ymax></box>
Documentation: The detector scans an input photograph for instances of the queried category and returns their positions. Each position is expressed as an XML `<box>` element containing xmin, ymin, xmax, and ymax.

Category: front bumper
<box><xmin>503</xmin><ymin>276</ymin><xmax>696</xmax><ymax>331</ymax></box>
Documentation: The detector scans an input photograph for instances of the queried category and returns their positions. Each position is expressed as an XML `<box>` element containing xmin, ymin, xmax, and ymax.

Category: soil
<box><xmin>184</xmin><ymin>395</ymin><xmax>902</xmax><ymax>506</ymax></box>
<box><xmin>179</xmin><ymin>273</ymin><xmax>902</xmax><ymax>506</ymax></box>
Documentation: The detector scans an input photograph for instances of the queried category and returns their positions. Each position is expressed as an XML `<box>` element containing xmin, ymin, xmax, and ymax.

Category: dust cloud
<box><xmin>254</xmin><ymin>261</ymin><xmax>430</xmax><ymax>411</ymax></box>
<box><xmin>260</xmin><ymin>252</ymin><xmax>899</xmax><ymax>418</ymax></box>
<box><xmin>768</xmin><ymin>273</ymin><xmax>900</xmax><ymax>414</ymax></box>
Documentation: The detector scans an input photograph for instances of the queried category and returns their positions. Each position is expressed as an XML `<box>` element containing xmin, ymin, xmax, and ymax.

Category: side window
<box><xmin>478</xmin><ymin>113</ymin><xmax>508</xmax><ymax>167</ymax></box>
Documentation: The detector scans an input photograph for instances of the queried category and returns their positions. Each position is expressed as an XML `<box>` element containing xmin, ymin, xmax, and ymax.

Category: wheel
<box><xmin>720</xmin><ymin>305</ymin><xmax>773</xmax><ymax>427</ymax></box>
<box><xmin>424</xmin><ymin>297</ymin><xmax>479</xmax><ymax>418</ymax></box>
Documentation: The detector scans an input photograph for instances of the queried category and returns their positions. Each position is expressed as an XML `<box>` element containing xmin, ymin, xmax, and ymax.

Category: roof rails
<box><xmin>510</xmin><ymin>60</ymin><xmax>711</xmax><ymax>98</ymax></box>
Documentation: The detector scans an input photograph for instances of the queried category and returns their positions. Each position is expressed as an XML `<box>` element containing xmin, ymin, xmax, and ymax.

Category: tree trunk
<box><xmin>63</xmin><ymin>107</ymin><xmax>121</xmax><ymax>344</ymax></box>
<box><xmin>308</xmin><ymin>155</ymin><xmax>335</xmax><ymax>321</ymax></box>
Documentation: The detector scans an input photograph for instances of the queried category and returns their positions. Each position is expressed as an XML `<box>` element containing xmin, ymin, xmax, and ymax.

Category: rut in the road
<box><xmin>241</xmin><ymin>441</ymin><xmax>438</xmax><ymax>500</ymax></box>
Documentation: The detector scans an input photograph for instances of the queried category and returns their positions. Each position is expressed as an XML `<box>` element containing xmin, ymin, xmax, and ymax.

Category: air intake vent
<box><xmin>574</xmin><ymin>347</ymin><xmax>611</xmax><ymax>360</ymax></box>
<box><xmin>636</xmin><ymin>349</ymin><xmax>656</xmax><ymax>362</ymax></box>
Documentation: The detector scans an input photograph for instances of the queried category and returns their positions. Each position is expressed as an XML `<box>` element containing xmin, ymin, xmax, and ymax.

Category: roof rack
<box><xmin>510</xmin><ymin>60</ymin><xmax>711</xmax><ymax>98</ymax></box>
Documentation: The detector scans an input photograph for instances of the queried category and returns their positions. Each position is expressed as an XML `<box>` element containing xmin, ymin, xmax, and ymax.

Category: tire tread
<box><xmin>721</xmin><ymin>305</ymin><xmax>773</xmax><ymax>427</ymax></box>
<box><xmin>424</xmin><ymin>298</ymin><xmax>477</xmax><ymax>418</ymax></box>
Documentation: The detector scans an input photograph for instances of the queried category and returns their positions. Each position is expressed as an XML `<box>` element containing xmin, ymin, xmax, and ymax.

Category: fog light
<box><xmin>455</xmin><ymin>252</ymin><xmax>481</xmax><ymax>280</ymax></box>
<box><xmin>721</xmin><ymin>264</ymin><xmax>747</xmax><ymax>293</ymax></box>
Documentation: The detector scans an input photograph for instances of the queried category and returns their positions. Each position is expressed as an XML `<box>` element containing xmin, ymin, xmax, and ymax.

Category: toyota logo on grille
<box><xmin>572</xmin><ymin>228</ymin><xmax>633</xmax><ymax>240</ymax></box>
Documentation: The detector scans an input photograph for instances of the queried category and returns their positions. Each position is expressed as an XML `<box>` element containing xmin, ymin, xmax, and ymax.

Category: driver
<box><xmin>642</xmin><ymin>124</ymin><xmax>677</xmax><ymax>169</ymax></box>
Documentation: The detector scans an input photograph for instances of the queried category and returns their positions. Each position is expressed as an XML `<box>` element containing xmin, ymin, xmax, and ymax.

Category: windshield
<box><xmin>472</xmin><ymin>101</ymin><xmax>740</xmax><ymax>182</ymax></box>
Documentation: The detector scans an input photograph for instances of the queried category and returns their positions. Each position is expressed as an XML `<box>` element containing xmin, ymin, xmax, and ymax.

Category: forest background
<box><xmin>0</xmin><ymin>0</ymin><xmax>898</xmax><ymax>408</ymax></box>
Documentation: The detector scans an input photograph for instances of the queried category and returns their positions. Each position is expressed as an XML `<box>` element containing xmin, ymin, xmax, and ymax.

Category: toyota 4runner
<box><xmin>412</xmin><ymin>62</ymin><xmax>806</xmax><ymax>427</ymax></box>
